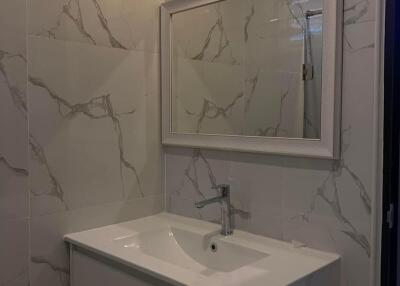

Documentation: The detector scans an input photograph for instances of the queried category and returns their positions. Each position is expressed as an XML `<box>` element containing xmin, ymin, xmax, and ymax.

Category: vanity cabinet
<box><xmin>69</xmin><ymin>245</ymin><xmax>175</xmax><ymax>286</ymax></box>
<box><xmin>69</xmin><ymin>243</ymin><xmax>338</xmax><ymax>286</ymax></box>
<box><xmin>65</xmin><ymin>213</ymin><xmax>340</xmax><ymax>286</ymax></box>
<box><xmin>69</xmin><ymin>243</ymin><xmax>339</xmax><ymax>286</ymax></box>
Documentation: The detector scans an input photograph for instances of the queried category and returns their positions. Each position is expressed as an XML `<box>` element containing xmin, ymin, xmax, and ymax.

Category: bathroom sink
<box><xmin>65</xmin><ymin>213</ymin><xmax>340</xmax><ymax>286</ymax></box>
<box><xmin>114</xmin><ymin>226</ymin><xmax>268</xmax><ymax>274</ymax></box>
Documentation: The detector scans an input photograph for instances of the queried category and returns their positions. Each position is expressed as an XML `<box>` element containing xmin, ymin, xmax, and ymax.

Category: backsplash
<box><xmin>165</xmin><ymin>1</ymin><xmax>380</xmax><ymax>286</ymax></box>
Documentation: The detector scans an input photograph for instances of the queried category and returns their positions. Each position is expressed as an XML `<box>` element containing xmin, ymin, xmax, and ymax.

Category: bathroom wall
<box><xmin>1</xmin><ymin>0</ymin><xmax>381</xmax><ymax>286</ymax></box>
<box><xmin>28</xmin><ymin>1</ymin><xmax>165</xmax><ymax>285</ymax></box>
<box><xmin>0</xmin><ymin>0</ymin><xmax>29</xmax><ymax>285</ymax></box>
<box><xmin>1</xmin><ymin>0</ymin><xmax>164</xmax><ymax>285</ymax></box>
<box><xmin>166</xmin><ymin>1</ymin><xmax>381</xmax><ymax>286</ymax></box>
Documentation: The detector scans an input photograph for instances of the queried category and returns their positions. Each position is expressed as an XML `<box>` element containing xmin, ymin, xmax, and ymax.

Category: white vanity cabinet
<box><xmin>65</xmin><ymin>213</ymin><xmax>340</xmax><ymax>286</ymax></box>
<box><xmin>69</xmin><ymin>245</ymin><xmax>175</xmax><ymax>286</ymax></box>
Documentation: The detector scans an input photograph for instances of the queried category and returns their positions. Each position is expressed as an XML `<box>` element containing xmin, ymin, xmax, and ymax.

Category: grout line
<box><xmin>25</xmin><ymin>0</ymin><xmax>32</xmax><ymax>284</ymax></box>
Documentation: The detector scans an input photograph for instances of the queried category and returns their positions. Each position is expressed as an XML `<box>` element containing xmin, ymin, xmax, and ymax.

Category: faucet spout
<box><xmin>195</xmin><ymin>196</ymin><xmax>222</xmax><ymax>208</ymax></box>
<box><xmin>194</xmin><ymin>184</ymin><xmax>233</xmax><ymax>236</ymax></box>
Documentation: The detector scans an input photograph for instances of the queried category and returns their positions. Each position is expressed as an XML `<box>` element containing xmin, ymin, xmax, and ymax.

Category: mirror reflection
<box><xmin>171</xmin><ymin>0</ymin><xmax>323</xmax><ymax>139</ymax></box>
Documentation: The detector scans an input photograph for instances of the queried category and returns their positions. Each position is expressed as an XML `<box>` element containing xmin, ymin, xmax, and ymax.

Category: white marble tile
<box><xmin>280</xmin><ymin>156</ymin><xmax>371</xmax><ymax>269</ymax></box>
<box><xmin>226</xmin><ymin>152</ymin><xmax>285</xmax><ymax>239</ymax></box>
<box><xmin>0</xmin><ymin>67</ymin><xmax>28</xmax><ymax>219</ymax></box>
<box><xmin>28</xmin><ymin>36</ymin><xmax>162</xmax><ymax>216</ymax></box>
<box><xmin>165</xmin><ymin>147</ymin><xmax>232</xmax><ymax>200</ymax></box>
<box><xmin>29</xmin><ymin>194</ymin><xmax>164</xmax><ymax>286</ymax></box>
<box><xmin>172</xmin><ymin>58</ymin><xmax>245</xmax><ymax>135</ymax></box>
<box><xmin>341</xmin><ymin>20</ymin><xmax>376</xmax><ymax>220</ymax></box>
<box><xmin>0</xmin><ymin>0</ymin><xmax>26</xmax><ymax>37</ymax></box>
<box><xmin>29</xmin><ymin>0</ymin><xmax>163</xmax><ymax>53</ymax></box>
<box><xmin>0</xmin><ymin>0</ymin><xmax>28</xmax><ymax>221</ymax></box>
<box><xmin>243</xmin><ymin>70</ymin><xmax>304</xmax><ymax>137</ymax></box>
<box><xmin>165</xmin><ymin>148</ymin><xmax>237</xmax><ymax>228</ymax></box>
<box><xmin>172</xmin><ymin>0</ymin><xmax>245</xmax><ymax>65</ymax></box>
<box><xmin>0</xmin><ymin>158</ymin><xmax>28</xmax><ymax>220</ymax></box>
<box><xmin>0</xmin><ymin>1</ymin><xmax>29</xmax><ymax>285</ymax></box>
<box><xmin>244</xmin><ymin>14</ymin><xmax>304</xmax><ymax>72</ymax></box>
<box><xmin>0</xmin><ymin>218</ymin><xmax>29</xmax><ymax>286</ymax></box>
<box><xmin>344</xmin><ymin>0</ymin><xmax>376</xmax><ymax>25</ymax></box>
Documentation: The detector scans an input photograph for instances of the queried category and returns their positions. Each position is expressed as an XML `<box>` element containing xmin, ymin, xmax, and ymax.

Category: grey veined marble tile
<box><xmin>0</xmin><ymin>218</ymin><xmax>29</xmax><ymax>286</ymax></box>
<box><xmin>0</xmin><ymin>0</ymin><xmax>28</xmax><ymax>221</ymax></box>
<box><xmin>28</xmin><ymin>37</ymin><xmax>161</xmax><ymax>216</ymax></box>
<box><xmin>344</xmin><ymin>0</ymin><xmax>376</xmax><ymax>25</ymax></box>
<box><xmin>29</xmin><ymin>0</ymin><xmax>164</xmax><ymax>53</ymax></box>
<box><xmin>29</xmin><ymin>195</ymin><xmax>163</xmax><ymax>286</ymax></box>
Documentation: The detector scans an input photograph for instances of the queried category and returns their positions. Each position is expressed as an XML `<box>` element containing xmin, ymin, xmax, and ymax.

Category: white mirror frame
<box><xmin>161</xmin><ymin>0</ymin><xmax>343</xmax><ymax>159</ymax></box>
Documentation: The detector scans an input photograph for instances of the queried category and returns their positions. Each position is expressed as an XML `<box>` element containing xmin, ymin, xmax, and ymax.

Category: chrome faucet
<box><xmin>195</xmin><ymin>184</ymin><xmax>233</xmax><ymax>236</ymax></box>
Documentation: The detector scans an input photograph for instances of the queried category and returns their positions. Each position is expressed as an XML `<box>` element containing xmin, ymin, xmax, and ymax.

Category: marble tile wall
<box><xmin>27</xmin><ymin>0</ymin><xmax>165</xmax><ymax>285</ymax></box>
<box><xmin>0</xmin><ymin>0</ymin><xmax>29</xmax><ymax>285</ymax></box>
<box><xmin>2</xmin><ymin>0</ymin><xmax>165</xmax><ymax>285</ymax></box>
<box><xmin>166</xmin><ymin>0</ymin><xmax>380</xmax><ymax>286</ymax></box>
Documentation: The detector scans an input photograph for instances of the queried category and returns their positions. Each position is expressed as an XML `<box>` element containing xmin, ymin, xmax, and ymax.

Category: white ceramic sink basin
<box><xmin>114</xmin><ymin>226</ymin><xmax>268</xmax><ymax>274</ymax></box>
<box><xmin>65</xmin><ymin>213</ymin><xmax>340</xmax><ymax>286</ymax></box>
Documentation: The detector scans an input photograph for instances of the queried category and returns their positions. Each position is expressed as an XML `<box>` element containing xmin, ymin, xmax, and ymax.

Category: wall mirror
<box><xmin>161</xmin><ymin>0</ymin><xmax>342</xmax><ymax>159</ymax></box>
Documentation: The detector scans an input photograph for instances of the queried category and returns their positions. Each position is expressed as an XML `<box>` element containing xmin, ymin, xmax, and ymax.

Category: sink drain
<box><xmin>210</xmin><ymin>242</ymin><xmax>218</xmax><ymax>252</ymax></box>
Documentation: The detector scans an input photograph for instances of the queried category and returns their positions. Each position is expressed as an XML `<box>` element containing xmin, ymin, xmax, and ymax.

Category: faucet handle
<box><xmin>213</xmin><ymin>184</ymin><xmax>230</xmax><ymax>196</ymax></box>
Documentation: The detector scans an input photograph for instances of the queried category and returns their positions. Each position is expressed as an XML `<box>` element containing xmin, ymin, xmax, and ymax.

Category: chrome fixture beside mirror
<box><xmin>161</xmin><ymin>0</ymin><xmax>343</xmax><ymax>158</ymax></box>
<box><xmin>195</xmin><ymin>184</ymin><xmax>233</xmax><ymax>236</ymax></box>
<box><xmin>305</xmin><ymin>8</ymin><xmax>323</xmax><ymax>18</ymax></box>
